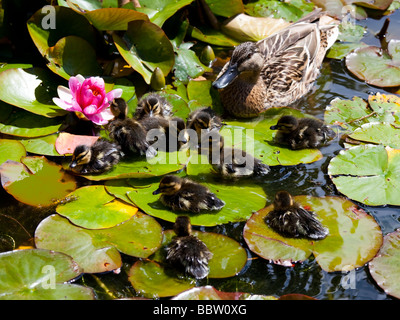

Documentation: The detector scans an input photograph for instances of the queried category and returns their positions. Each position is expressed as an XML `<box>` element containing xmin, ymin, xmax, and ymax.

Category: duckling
<box><xmin>265</xmin><ymin>191</ymin><xmax>328</xmax><ymax>240</ymax></box>
<box><xmin>166</xmin><ymin>216</ymin><xmax>213</xmax><ymax>279</ymax></box>
<box><xmin>134</xmin><ymin>93</ymin><xmax>173</xmax><ymax>120</ymax></box>
<box><xmin>212</xmin><ymin>9</ymin><xmax>338</xmax><ymax>118</ymax></box>
<box><xmin>270</xmin><ymin>115</ymin><xmax>336</xmax><ymax>150</ymax></box>
<box><xmin>205</xmin><ymin>134</ymin><xmax>270</xmax><ymax>178</ymax></box>
<box><xmin>107</xmin><ymin>98</ymin><xmax>157</xmax><ymax>158</ymax></box>
<box><xmin>187</xmin><ymin>107</ymin><xmax>223</xmax><ymax>146</ymax></box>
<box><xmin>152</xmin><ymin>175</ymin><xmax>225</xmax><ymax>213</ymax></box>
<box><xmin>69</xmin><ymin>139</ymin><xmax>123</xmax><ymax>174</ymax></box>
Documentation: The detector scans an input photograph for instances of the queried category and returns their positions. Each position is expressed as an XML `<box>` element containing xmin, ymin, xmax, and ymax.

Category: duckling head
<box><xmin>153</xmin><ymin>175</ymin><xmax>182</xmax><ymax>196</ymax></box>
<box><xmin>171</xmin><ymin>117</ymin><xmax>188</xmax><ymax>145</ymax></box>
<box><xmin>173</xmin><ymin>216</ymin><xmax>192</xmax><ymax>237</ymax></box>
<box><xmin>70</xmin><ymin>145</ymin><xmax>91</xmax><ymax>168</ymax></box>
<box><xmin>110</xmin><ymin>98</ymin><xmax>128</xmax><ymax>119</ymax></box>
<box><xmin>212</xmin><ymin>42</ymin><xmax>263</xmax><ymax>89</ymax></box>
<box><xmin>273</xmin><ymin>191</ymin><xmax>295</xmax><ymax>211</ymax></box>
<box><xmin>140</xmin><ymin>95</ymin><xmax>163</xmax><ymax>117</ymax></box>
<box><xmin>270</xmin><ymin>115</ymin><xmax>299</xmax><ymax>133</ymax></box>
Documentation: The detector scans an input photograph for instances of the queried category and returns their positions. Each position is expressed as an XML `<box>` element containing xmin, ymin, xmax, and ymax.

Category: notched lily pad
<box><xmin>348</xmin><ymin>122</ymin><xmax>400</xmax><ymax>149</ymax></box>
<box><xmin>243</xmin><ymin>195</ymin><xmax>382</xmax><ymax>271</ymax></box>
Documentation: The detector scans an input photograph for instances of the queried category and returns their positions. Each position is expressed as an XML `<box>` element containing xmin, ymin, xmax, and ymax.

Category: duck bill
<box><xmin>69</xmin><ymin>161</ymin><xmax>77</xmax><ymax>168</ymax></box>
<box><xmin>152</xmin><ymin>188</ymin><xmax>161</xmax><ymax>195</ymax></box>
<box><xmin>212</xmin><ymin>63</ymin><xmax>239</xmax><ymax>89</ymax></box>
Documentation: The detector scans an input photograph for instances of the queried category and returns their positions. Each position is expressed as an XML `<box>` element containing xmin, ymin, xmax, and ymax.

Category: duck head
<box><xmin>153</xmin><ymin>175</ymin><xmax>182</xmax><ymax>196</ymax></box>
<box><xmin>173</xmin><ymin>216</ymin><xmax>192</xmax><ymax>237</ymax></box>
<box><xmin>110</xmin><ymin>98</ymin><xmax>128</xmax><ymax>120</ymax></box>
<box><xmin>212</xmin><ymin>42</ymin><xmax>264</xmax><ymax>89</ymax></box>
<box><xmin>141</xmin><ymin>95</ymin><xmax>163</xmax><ymax>117</ymax></box>
<box><xmin>273</xmin><ymin>191</ymin><xmax>295</xmax><ymax>211</ymax></box>
<box><xmin>70</xmin><ymin>145</ymin><xmax>91</xmax><ymax>168</ymax></box>
<box><xmin>270</xmin><ymin>115</ymin><xmax>299</xmax><ymax>133</ymax></box>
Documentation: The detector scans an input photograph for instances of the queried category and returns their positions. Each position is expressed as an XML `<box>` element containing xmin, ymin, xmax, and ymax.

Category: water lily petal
<box><xmin>69</xmin><ymin>76</ymin><xmax>83</xmax><ymax>96</ymax></box>
<box><xmin>83</xmin><ymin>76</ymin><xmax>105</xmax><ymax>91</ymax></box>
<box><xmin>86</xmin><ymin>113</ymin><xmax>108</xmax><ymax>125</ymax></box>
<box><xmin>83</xmin><ymin>104</ymin><xmax>98</xmax><ymax>115</ymax></box>
<box><xmin>106</xmin><ymin>88</ymin><xmax>123</xmax><ymax>102</ymax></box>
<box><xmin>53</xmin><ymin>97</ymin><xmax>74</xmax><ymax>111</ymax></box>
<box><xmin>80</xmin><ymin>88</ymin><xmax>95</xmax><ymax>108</ymax></box>
<box><xmin>56</xmin><ymin>86</ymin><xmax>73</xmax><ymax>104</ymax></box>
<box><xmin>100</xmin><ymin>108</ymin><xmax>115</xmax><ymax>121</ymax></box>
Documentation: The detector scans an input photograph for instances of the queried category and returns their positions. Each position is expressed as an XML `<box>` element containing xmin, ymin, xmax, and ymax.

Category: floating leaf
<box><xmin>348</xmin><ymin>123</ymin><xmax>400</xmax><ymax>148</ymax></box>
<box><xmin>56</xmin><ymin>185</ymin><xmax>138</xmax><ymax>229</ymax></box>
<box><xmin>0</xmin><ymin>139</ymin><xmax>26</xmax><ymax>165</ymax></box>
<box><xmin>188</xmin><ymin>26</ymin><xmax>240</xmax><ymax>47</ymax></box>
<box><xmin>0</xmin><ymin>156</ymin><xmax>76</xmax><ymax>207</ymax></box>
<box><xmin>369</xmin><ymin>229</ymin><xmax>400</xmax><ymax>299</ymax></box>
<box><xmin>0</xmin><ymin>68</ymin><xmax>67</xmax><ymax>118</ymax></box>
<box><xmin>55</xmin><ymin>132</ymin><xmax>99</xmax><ymax>155</ymax></box>
<box><xmin>35</xmin><ymin>212</ymin><xmax>163</xmax><ymax>273</ymax></box>
<box><xmin>83</xmin><ymin>8</ymin><xmax>148</xmax><ymax>30</ymax></box>
<box><xmin>128</xmin><ymin>177</ymin><xmax>267</xmax><ymax>226</ymax></box>
<box><xmin>205</xmin><ymin>0</ymin><xmax>244</xmax><ymax>18</ymax></box>
<box><xmin>18</xmin><ymin>134</ymin><xmax>60</xmax><ymax>156</ymax></box>
<box><xmin>113</xmin><ymin>20</ymin><xmax>175</xmax><ymax>84</ymax></box>
<box><xmin>346</xmin><ymin>40</ymin><xmax>400</xmax><ymax>88</ymax></box>
<box><xmin>0</xmin><ymin>249</ymin><xmax>94</xmax><ymax>300</ymax></box>
<box><xmin>243</xmin><ymin>195</ymin><xmax>382</xmax><ymax>271</ymax></box>
<box><xmin>328</xmin><ymin>144</ymin><xmax>400</xmax><ymax>206</ymax></box>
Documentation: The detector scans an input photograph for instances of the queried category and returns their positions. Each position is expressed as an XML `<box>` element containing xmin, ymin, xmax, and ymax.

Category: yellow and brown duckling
<box><xmin>270</xmin><ymin>115</ymin><xmax>336</xmax><ymax>150</ymax></box>
<box><xmin>205</xmin><ymin>134</ymin><xmax>270</xmax><ymax>178</ymax></box>
<box><xmin>166</xmin><ymin>216</ymin><xmax>213</xmax><ymax>279</ymax></box>
<box><xmin>212</xmin><ymin>9</ymin><xmax>338</xmax><ymax>118</ymax></box>
<box><xmin>134</xmin><ymin>93</ymin><xmax>173</xmax><ymax>120</ymax></box>
<box><xmin>265</xmin><ymin>191</ymin><xmax>328</xmax><ymax>240</ymax></box>
<box><xmin>186</xmin><ymin>107</ymin><xmax>223</xmax><ymax>146</ymax></box>
<box><xmin>69</xmin><ymin>139</ymin><xmax>123</xmax><ymax>174</ymax></box>
<box><xmin>152</xmin><ymin>175</ymin><xmax>225</xmax><ymax>213</ymax></box>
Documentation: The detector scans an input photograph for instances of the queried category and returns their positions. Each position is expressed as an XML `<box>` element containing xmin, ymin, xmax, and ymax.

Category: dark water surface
<box><xmin>1</xmin><ymin>8</ymin><xmax>400</xmax><ymax>300</ymax></box>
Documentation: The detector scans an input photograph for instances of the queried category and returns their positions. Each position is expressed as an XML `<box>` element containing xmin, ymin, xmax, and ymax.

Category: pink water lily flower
<box><xmin>53</xmin><ymin>75</ymin><xmax>123</xmax><ymax>125</ymax></box>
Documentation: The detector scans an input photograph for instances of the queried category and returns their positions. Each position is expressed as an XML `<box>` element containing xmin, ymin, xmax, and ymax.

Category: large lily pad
<box><xmin>369</xmin><ymin>229</ymin><xmax>400</xmax><ymax>299</ymax></box>
<box><xmin>17</xmin><ymin>134</ymin><xmax>60</xmax><ymax>157</ymax></box>
<box><xmin>348</xmin><ymin>123</ymin><xmax>400</xmax><ymax>149</ymax></box>
<box><xmin>128</xmin><ymin>177</ymin><xmax>267</xmax><ymax>226</ymax></box>
<box><xmin>56</xmin><ymin>185</ymin><xmax>138</xmax><ymax>229</ymax></box>
<box><xmin>83</xmin><ymin>8</ymin><xmax>149</xmax><ymax>30</ymax></box>
<box><xmin>0</xmin><ymin>156</ymin><xmax>76</xmax><ymax>207</ymax></box>
<box><xmin>113</xmin><ymin>20</ymin><xmax>175</xmax><ymax>84</ymax></box>
<box><xmin>328</xmin><ymin>144</ymin><xmax>400</xmax><ymax>206</ymax></box>
<box><xmin>0</xmin><ymin>249</ymin><xmax>94</xmax><ymax>300</ymax></box>
<box><xmin>346</xmin><ymin>40</ymin><xmax>400</xmax><ymax>88</ymax></box>
<box><xmin>243</xmin><ymin>195</ymin><xmax>382</xmax><ymax>271</ymax></box>
<box><xmin>35</xmin><ymin>212</ymin><xmax>163</xmax><ymax>274</ymax></box>
<box><xmin>0</xmin><ymin>139</ymin><xmax>26</xmax><ymax>165</ymax></box>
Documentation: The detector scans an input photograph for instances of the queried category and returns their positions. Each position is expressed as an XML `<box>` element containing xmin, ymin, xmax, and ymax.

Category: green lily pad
<box><xmin>188</xmin><ymin>26</ymin><xmax>240</xmax><ymax>47</ymax></box>
<box><xmin>0</xmin><ymin>68</ymin><xmax>67</xmax><ymax>118</ymax></box>
<box><xmin>348</xmin><ymin>123</ymin><xmax>400</xmax><ymax>148</ymax></box>
<box><xmin>327</xmin><ymin>42</ymin><xmax>368</xmax><ymax>60</ymax></box>
<box><xmin>128</xmin><ymin>177</ymin><xmax>267</xmax><ymax>226</ymax></box>
<box><xmin>243</xmin><ymin>195</ymin><xmax>382</xmax><ymax>271</ymax></box>
<box><xmin>104</xmin><ymin>179</ymin><xmax>135</xmax><ymax>204</ymax></box>
<box><xmin>369</xmin><ymin>229</ymin><xmax>400</xmax><ymax>299</ymax></box>
<box><xmin>128</xmin><ymin>260</ymin><xmax>195</xmax><ymax>298</ymax></box>
<box><xmin>0</xmin><ymin>139</ymin><xmax>26</xmax><ymax>165</ymax></box>
<box><xmin>172</xmin><ymin>286</ymin><xmax>277</xmax><ymax>300</ymax></box>
<box><xmin>0</xmin><ymin>156</ymin><xmax>76</xmax><ymax>207</ymax></box>
<box><xmin>113</xmin><ymin>20</ymin><xmax>175</xmax><ymax>84</ymax></box>
<box><xmin>56</xmin><ymin>185</ymin><xmax>138</xmax><ymax>229</ymax></box>
<box><xmin>35</xmin><ymin>212</ymin><xmax>163</xmax><ymax>274</ymax></box>
<box><xmin>18</xmin><ymin>134</ymin><xmax>60</xmax><ymax>156</ymax></box>
<box><xmin>328</xmin><ymin>144</ymin><xmax>400</xmax><ymax>206</ymax></box>
<box><xmin>0</xmin><ymin>249</ymin><xmax>94</xmax><ymax>300</ymax></box>
<box><xmin>205</xmin><ymin>0</ymin><xmax>244</xmax><ymax>18</ymax></box>
<box><xmin>346</xmin><ymin>40</ymin><xmax>400</xmax><ymax>88</ymax></box>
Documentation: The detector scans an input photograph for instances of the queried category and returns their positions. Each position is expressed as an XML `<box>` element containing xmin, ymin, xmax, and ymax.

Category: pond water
<box><xmin>1</xmin><ymin>7</ymin><xmax>400</xmax><ymax>300</ymax></box>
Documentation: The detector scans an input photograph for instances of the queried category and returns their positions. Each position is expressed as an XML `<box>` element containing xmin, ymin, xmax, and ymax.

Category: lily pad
<box><xmin>346</xmin><ymin>40</ymin><xmax>400</xmax><ymax>88</ymax></box>
<box><xmin>113</xmin><ymin>20</ymin><xmax>175</xmax><ymax>84</ymax></box>
<box><xmin>18</xmin><ymin>134</ymin><xmax>60</xmax><ymax>156</ymax></box>
<box><xmin>348</xmin><ymin>122</ymin><xmax>400</xmax><ymax>148</ymax></box>
<box><xmin>55</xmin><ymin>132</ymin><xmax>99</xmax><ymax>155</ymax></box>
<box><xmin>56</xmin><ymin>185</ymin><xmax>138</xmax><ymax>229</ymax></box>
<box><xmin>128</xmin><ymin>177</ymin><xmax>267</xmax><ymax>226</ymax></box>
<box><xmin>172</xmin><ymin>286</ymin><xmax>277</xmax><ymax>300</ymax></box>
<box><xmin>243</xmin><ymin>195</ymin><xmax>382</xmax><ymax>271</ymax></box>
<box><xmin>0</xmin><ymin>68</ymin><xmax>67</xmax><ymax>118</ymax></box>
<box><xmin>83</xmin><ymin>8</ymin><xmax>148</xmax><ymax>30</ymax></box>
<box><xmin>0</xmin><ymin>156</ymin><xmax>76</xmax><ymax>207</ymax></box>
<box><xmin>369</xmin><ymin>229</ymin><xmax>400</xmax><ymax>299</ymax></box>
<box><xmin>0</xmin><ymin>139</ymin><xmax>26</xmax><ymax>165</ymax></box>
<box><xmin>205</xmin><ymin>0</ymin><xmax>244</xmax><ymax>18</ymax></box>
<box><xmin>0</xmin><ymin>249</ymin><xmax>94</xmax><ymax>300</ymax></box>
<box><xmin>328</xmin><ymin>144</ymin><xmax>400</xmax><ymax>206</ymax></box>
<box><xmin>35</xmin><ymin>212</ymin><xmax>163</xmax><ymax>274</ymax></box>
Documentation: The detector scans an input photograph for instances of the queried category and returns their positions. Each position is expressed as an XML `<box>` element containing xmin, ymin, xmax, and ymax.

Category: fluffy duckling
<box><xmin>134</xmin><ymin>93</ymin><xmax>173</xmax><ymax>120</ymax></box>
<box><xmin>187</xmin><ymin>107</ymin><xmax>223</xmax><ymax>145</ymax></box>
<box><xmin>205</xmin><ymin>134</ymin><xmax>270</xmax><ymax>178</ymax></box>
<box><xmin>69</xmin><ymin>139</ymin><xmax>123</xmax><ymax>174</ymax></box>
<box><xmin>265</xmin><ymin>191</ymin><xmax>328</xmax><ymax>240</ymax></box>
<box><xmin>152</xmin><ymin>175</ymin><xmax>225</xmax><ymax>213</ymax></box>
<box><xmin>166</xmin><ymin>216</ymin><xmax>213</xmax><ymax>279</ymax></box>
<box><xmin>110</xmin><ymin>97</ymin><xmax>129</xmax><ymax>120</ymax></box>
<box><xmin>270</xmin><ymin>115</ymin><xmax>336</xmax><ymax>150</ymax></box>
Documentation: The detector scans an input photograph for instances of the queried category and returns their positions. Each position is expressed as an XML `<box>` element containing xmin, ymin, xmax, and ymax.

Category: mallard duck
<box><xmin>69</xmin><ymin>139</ymin><xmax>123</xmax><ymax>174</ymax></box>
<box><xmin>166</xmin><ymin>216</ymin><xmax>213</xmax><ymax>279</ymax></box>
<box><xmin>265</xmin><ymin>191</ymin><xmax>328</xmax><ymax>240</ymax></box>
<box><xmin>134</xmin><ymin>93</ymin><xmax>173</xmax><ymax>120</ymax></box>
<box><xmin>270</xmin><ymin>115</ymin><xmax>336</xmax><ymax>149</ymax></box>
<box><xmin>152</xmin><ymin>175</ymin><xmax>225</xmax><ymax>213</ymax></box>
<box><xmin>110</xmin><ymin>97</ymin><xmax>128</xmax><ymax>120</ymax></box>
<box><xmin>205</xmin><ymin>134</ymin><xmax>270</xmax><ymax>178</ymax></box>
<box><xmin>187</xmin><ymin>107</ymin><xmax>223</xmax><ymax>145</ymax></box>
<box><xmin>212</xmin><ymin>9</ymin><xmax>338</xmax><ymax>118</ymax></box>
